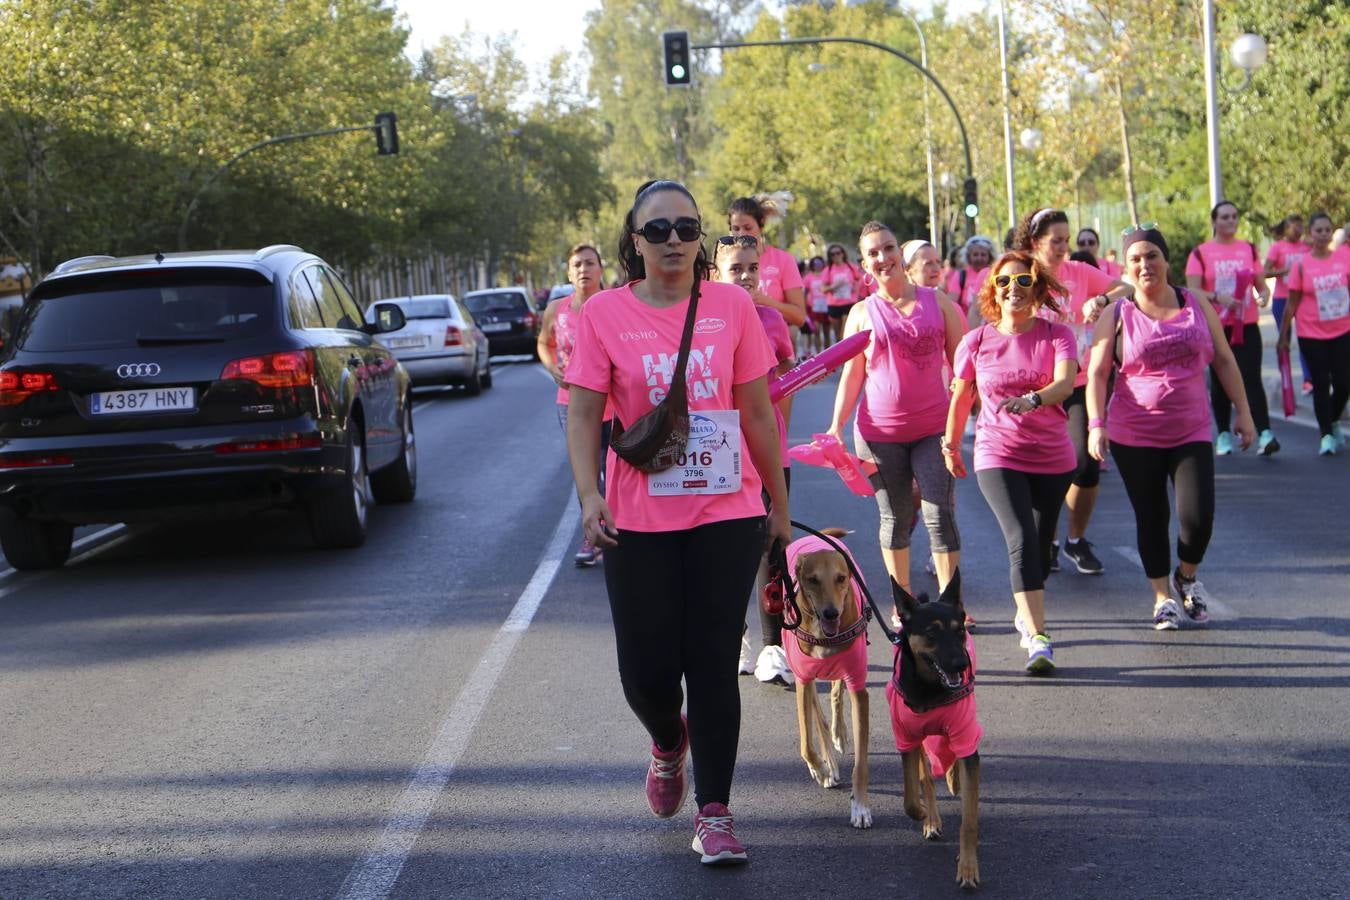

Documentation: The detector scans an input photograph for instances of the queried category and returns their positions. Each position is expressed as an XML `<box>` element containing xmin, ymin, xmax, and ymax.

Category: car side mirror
<box><xmin>368</xmin><ymin>302</ymin><xmax>406</xmax><ymax>334</ymax></box>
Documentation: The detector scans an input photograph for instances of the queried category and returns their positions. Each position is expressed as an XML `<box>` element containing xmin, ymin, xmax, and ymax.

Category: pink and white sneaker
<box><xmin>645</xmin><ymin>716</ymin><xmax>688</xmax><ymax>818</ymax></box>
<box><xmin>692</xmin><ymin>802</ymin><xmax>748</xmax><ymax>864</ymax></box>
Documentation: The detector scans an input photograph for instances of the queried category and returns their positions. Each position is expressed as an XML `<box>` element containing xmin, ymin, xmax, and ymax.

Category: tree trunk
<box><xmin>1113</xmin><ymin>73</ymin><xmax>1140</xmax><ymax>225</ymax></box>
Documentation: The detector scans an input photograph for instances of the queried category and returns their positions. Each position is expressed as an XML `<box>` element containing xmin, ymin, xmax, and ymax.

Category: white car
<box><xmin>368</xmin><ymin>294</ymin><xmax>492</xmax><ymax>394</ymax></box>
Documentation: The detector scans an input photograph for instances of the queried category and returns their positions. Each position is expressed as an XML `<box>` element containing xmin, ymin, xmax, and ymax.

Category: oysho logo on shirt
<box><xmin>695</xmin><ymin>317</ymin><xmax>726</xmax><ymax>334</ymax></box>
<box><xmin>620</xmin><ymin>329</ymin><xmax>659</xmax><ymax>343</ymax></box>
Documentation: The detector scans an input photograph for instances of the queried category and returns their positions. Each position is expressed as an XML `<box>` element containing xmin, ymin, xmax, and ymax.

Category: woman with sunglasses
<box><xmin>823</xmin><ymin>243</ymin><xmax>862</xmax><ymax>346</ymax></box>
<box><xmin>1013</xmin><ymin>207</ymin><xmax>1132</xmax><ymax>577</ymax></box>
<box><xmin>1184</xmin><ymin>201</ymin><xmax>1276</xmax><ymax>456</ymax></box>
<box><xmin>1086</xmin><ymin>225</ymin><xmax>1255</xmax><ymax>629</ymax></box>
<box><xmin>1076</xmin><ymin>228</ymin><xmax>1121</xmax><ymax>278</ymax></box>
<box><xmin>828</xmin><ymin>223</ymin><xmax>966</xmax><ymax>620</ymax></box>
<box><xmin>1280</xmin><ymin>212</ymin><xmax>1350</xmax><ymax>456</ymax></box>
<box><xmin>943</xmin><ymin>252</ymin><xmax>1076</xmax><ymax>673</ymax></box>
<box><xmin>565</xmin><ymin>180</ymin><xmax>789</xmax><ymax>865</ymax></box>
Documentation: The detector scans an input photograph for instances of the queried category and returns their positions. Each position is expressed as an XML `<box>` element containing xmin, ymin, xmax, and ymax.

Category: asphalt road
<box><xmin>1</xmin><ymin>357</ymin><xmax>1347</xmax><ymax>899</ymax></box>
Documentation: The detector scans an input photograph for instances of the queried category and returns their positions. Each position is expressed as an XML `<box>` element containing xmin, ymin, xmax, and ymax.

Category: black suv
<box><xmin>462</xmin><ymin>287</ymin><xmax>539</xmax><ymax>357</ymax></box>
<box><xmin>0</xmin><ymin>246</ymin><xmax>417</xmax><ymax>568</ymax></box>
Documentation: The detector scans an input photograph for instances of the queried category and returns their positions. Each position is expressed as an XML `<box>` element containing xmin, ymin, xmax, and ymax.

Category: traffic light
<box><xmin>375</xmin><ymin>112</ymin><xmax>399</xmax><ymax>156</ymax></box>
<box><xmin>663</xmin><ymin>31</ymin><xmax>691</xmax><ymax>86</ymax></box>
<box><xmin>962</xmin><ymin>177</ymin><xmax>979</xmax><ymax>220</ymax></box>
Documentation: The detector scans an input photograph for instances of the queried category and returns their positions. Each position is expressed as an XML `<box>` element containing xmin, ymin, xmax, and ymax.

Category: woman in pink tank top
<box><xmin>1085</xmin><ymin>225</ymin><xmax>1255</xmax><ymax>632</ymax></box>
<box><xmin>827</xmin><ymin>222</ymin><xmax>966</xmax><ymax>618</ymax></box>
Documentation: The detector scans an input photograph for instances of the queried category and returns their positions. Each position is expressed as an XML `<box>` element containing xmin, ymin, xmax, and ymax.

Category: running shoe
<box><xmin>1215</xmin><ymin>431</ymin><xmax>1234</xmax><ymax>456</ymax></box>
<box><xmin>1153</xmin><ymin>598</ymin><xmax>1182</xmax><ymax>631</ymax></box>
<box><xmin>574</xmin><ymin>538</ymin><xmax>601</xmax><ymax>567</ymax></box>
<box><xmin>1014</xmin><ymin>612</ymin><xmax>1033</xmax><ymax>650</ymax></box>
<box><xmin>738</xmin><ymin>633</ymin><xmax>754</xmax><ymax>676</ymax></box>
<box><xmin>1333</xmin><ymin>422</ymin><xmax>1346</xmax><ymax>447</ymax></box>
<box><xmin>1258</xmin><ymin>429</ymin><xmax>1280</xmax><ymax>456</ymax></box>
<box><xmin>1062</xmin><ymin>538</ymin><xmax>1105</xmax><ymax>575</ymax></box>
<box><xmin>1302</xmin><ymin>380</ymin><xmax>1314</xmax><ymax>396</ymax></box>
<box><xmin>1320</xmin><ymin>434</ymin><xmax>1339</xmax><ymax>456</ymax></box>
<box><xmin>1173</xmin><ymin>571</ymin><xmax>1211</xmax><ymax>624</ymax></box>
<box><xmin>646</xmin><ymin>716</ymin><xmax>689</xmax><ymax>819</ymax></box>
<box><xmin>1048</xmin><ymin>541</ymin><xmax>1061</xmax><ymax>573</ymax></box>
<box><xmin>692</xmin><ymin>802</ymin><xmax>748</xmax><ymax>865</ymax></box>
<box><xmin>754</xmin><ymin>644</ymin><xmax>794</xmax><ymax>686</ymax></box>
<box><xmin>1025</xmin><ymin>634</ymin><xmax>1055</xmax><ymax>675</ymax></box>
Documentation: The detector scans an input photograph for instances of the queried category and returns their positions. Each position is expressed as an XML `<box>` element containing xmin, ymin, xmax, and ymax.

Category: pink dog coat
<box><xmin>782</xmin><ymin>534</ymin><xmax>870</xmax><ymax>692</ymax></box>
<box><xmin>884</xmin><ymin>635</ymin><xmax>983</xmax><ymax>777</ymax></box>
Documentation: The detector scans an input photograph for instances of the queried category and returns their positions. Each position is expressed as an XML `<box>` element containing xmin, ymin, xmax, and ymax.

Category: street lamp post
<box><xmin>898</xmin><ymin>10</ymin><xmax>938</xmax><ymax>246</ymax></box>
<box><xmin>997</xmin><ymin>0</ymin><xmax>1018</xmax><ymax>230</ymax></box>
<box><xmin>1202</xmin><ymin>0</ymin><xmax>1268</xmax><ymax>206</ymax></box>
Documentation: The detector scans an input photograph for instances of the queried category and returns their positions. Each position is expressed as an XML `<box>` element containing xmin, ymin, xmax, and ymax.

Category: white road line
<box><xmin>1111</xmin><ymin>544</ymin><xmax>1237</xmax><ymax>617</ymax></box>
<box><xmin>335</xmin><ymin>492</ymin><xmax>580</xmax><ymax>900</ymax></box>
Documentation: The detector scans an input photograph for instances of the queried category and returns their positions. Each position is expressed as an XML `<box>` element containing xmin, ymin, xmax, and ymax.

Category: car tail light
<box><xmin>524</xmin><ymin>312</ymin><xmax>537</xmax><ymax>330</ymax></box>
<box><xmin>215</xmin><ymin>434</ymin><xmax>322</xmax><ymax>455</ymax></box>
<box><xmin>0</xmin><ymin>370</ymin><xmax>61</xmax><ymax>406</ymax></box>
<box><xmin>0</xmin><ymin>452</ymin><xmax>73</xmax><ymax>469</ymax></box>
<box><xmin>444</xmin><ymin>325</ymin><xmax>462</xmax><ymax>347</ymax></box>
<box><xmin>220</xmin><ymin>350</ymin><xmax>313</xmax><ymax>388</ymax></box>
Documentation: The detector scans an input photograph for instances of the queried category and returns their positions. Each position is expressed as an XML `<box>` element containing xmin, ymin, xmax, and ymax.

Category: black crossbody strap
<box><xmin>664</xmin><ymin>278</ymin><xmax>701</xmax><ymax>408</ymax></box>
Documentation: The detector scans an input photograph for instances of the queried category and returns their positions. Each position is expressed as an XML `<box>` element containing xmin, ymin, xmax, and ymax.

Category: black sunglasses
<box><xmin>1077</xmin><ymin>237</ymin><xmax>1098</xmax><ymax>247</ymax></box>
<box><xmin>716</xmin><ymin>235</ymin><xmax>758</xmax><ymax>248</ymax></box>
<box><xmin>635</xmin><ymin>217</ymin><xmax>703</xmax><ymax>243</ymax></box>
<box><xmin>994</xmin><ymin>273</ymin><xmax>1035</xmax><ymax>288</ymax></box>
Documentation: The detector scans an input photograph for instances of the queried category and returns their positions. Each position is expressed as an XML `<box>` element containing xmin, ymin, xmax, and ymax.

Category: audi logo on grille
<box><xmin>116</xmin><ymin>363</ymin><xmax>161</xmax><ymax>378</ymax></box>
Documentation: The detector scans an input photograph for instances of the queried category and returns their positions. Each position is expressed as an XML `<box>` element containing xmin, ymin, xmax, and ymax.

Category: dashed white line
<box><xmin>1111</xmin><ymin>544</ymin><xmax>1237</xmax><ymax>617</ymax></box>
<box><xmin>335</xmin><ymin>491</ymin><xmax>579</xmax><ymax>900</ymax></box>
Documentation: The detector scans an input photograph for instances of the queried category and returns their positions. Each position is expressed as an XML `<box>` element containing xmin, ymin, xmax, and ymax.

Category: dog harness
<box><xmin>781</xmin><ymin>534</ymin><xmax>870</xmax><ymax>692</ymax></box>
<box><xmin>884</xmin><ymin>634</ymin><xmax>983</xmax><ymax>778</ymax></box>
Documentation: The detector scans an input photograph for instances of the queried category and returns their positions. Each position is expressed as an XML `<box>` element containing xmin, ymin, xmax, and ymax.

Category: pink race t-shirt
<box><xmin>1265</xmin><ymin>239</ymin><xmax>1308</xmax><ymax>301</ymax></box>
<box><xmin>553</xmin><ymin>299</ymin><xmax>615</xmax><ymax>420</ymax></box>
<box><xmin>755</xmin><ymin>304</ymin><xmax>794</xmax><ymax>460</ymax></box>
<box><xmin>824</xmin><ymin>262</ymin><xmax>860</xmax><ymax>307</ymax></box>
<box><xmin>565</xmin><ymin>280</ymin><xmax>777</xmax><ymax>532</ymax></box>
<box><xmin>953</xmin><ymin>320</ymin><xmax>1077</xmax><ymax>474</ymax></box>
<box><xmin>1099</xmin><ymin>257</ymin><xmax>1123</xmax><ymax>279</ymax></box>
<box><xmin>1186</xmin><ymin>240</ymin><xmax>1261</xmax><ymax>326</ymax></box>
<box><xmin>804</xmin><ymin>271</ymin><xmax>829</xmax><ymax>314</ymax></box>
<box><xmin>944</xmin><ymin>266</ymin><xmax>989</xmax><ymax>315</ymax></box>
<box><xmin>884</xmin><ymin>635</ymin><xmax>982</xmax><ymax>778</ymax></box>
<box><xmin>757</xmin><ymin>246</ymin><xmax>803</xmax><ymax>305</ymax></box>
<box><xmin>855</xmin><ymin>288</ymin><xmax>950</xmax><ymax>444</ymax></box>
<box><xmin>1288</xmin><ymin>252</ymin><xmax>1350</xmax><ymax>341</ymax></box>
<box><xmin>1039</xmin><ymin>258</ymin><xmax>1116</xmax><ymax>388</ymax></box>
<box><xmin>782</xmin><ymin>534</ymin><xmax>869</xmax><ymax>692</ymax></box>
<box><xmin>1108</xmin><ymin>294</ymin><xmax>1216</xmax><ymax>448</ymax></box>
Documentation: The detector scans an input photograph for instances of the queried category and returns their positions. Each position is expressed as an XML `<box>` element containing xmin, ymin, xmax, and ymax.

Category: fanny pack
<box><xmin>609</xmin><ymin>279</ymin><xmax>701</xmax><ymax>473</ymax></box>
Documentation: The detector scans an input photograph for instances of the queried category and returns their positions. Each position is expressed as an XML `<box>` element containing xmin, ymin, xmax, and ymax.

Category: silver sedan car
<box><xmin>367</xmin><ymin>294</ymin><xmax>492</xmax><ymax>394</ymax></box>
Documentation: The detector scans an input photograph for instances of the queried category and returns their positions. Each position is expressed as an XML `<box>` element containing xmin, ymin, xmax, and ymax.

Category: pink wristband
<box><xmin>1089</xmin><ymin>418</ymin><xmax>1106</xmax><ymax>429</ymax></box>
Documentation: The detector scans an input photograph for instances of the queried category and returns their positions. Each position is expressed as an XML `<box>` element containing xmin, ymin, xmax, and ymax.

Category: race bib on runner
<box><xmin>1316</xmin><ymin>284</ymin><xmax>1350</xmax><ymax>321</ymax></box>
<box><xmin>812</xmin><ymin>296</ymin><xmax>829</xmax><ymax>314</ymax></box>
<box><xmin>647</xmin><ymin>409</ymin><xmax>743</xmax><ymax>496</ymax></box>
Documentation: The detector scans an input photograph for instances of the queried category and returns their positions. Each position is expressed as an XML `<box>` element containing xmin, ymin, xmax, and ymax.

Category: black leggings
<box><xmin>1110</xmin><ymin>441</ymin><xmax>1215</xmax><ymax>579</ymax></box>
<box><xmin>605</xmin><ymin>516</ymin><xmax>765</xmax><ymax>808</ymax></box>
<box><xmin>1210</xmin><ymin>323</ymin><xmax>1270</xmax><ymax>433</ymax></box>
<box><xmin>1064</xmin><ymin>385</ymin><xmax>1101</xmax><ymax>489</ymax></box>
<box><xmin>1300</xmin><ymin>332</ymin><xmax>1350</xmax><ymax>436</ymax></box>
<box><xmin>976</xmin><ymin>468</ymin><xmax>1074</xmax><ymax>594</ymax></box>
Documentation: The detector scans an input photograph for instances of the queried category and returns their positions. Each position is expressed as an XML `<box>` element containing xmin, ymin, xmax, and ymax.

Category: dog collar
<box><xmin>791</xmin><ymin>606</ymin><xmax>872</xmax><ymax>648</ymax></box>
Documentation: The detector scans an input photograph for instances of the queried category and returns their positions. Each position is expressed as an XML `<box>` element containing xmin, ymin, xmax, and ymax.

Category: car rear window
<box><xmin>385</xmin><ymin>298</ymin><xmax>451</xmax><ymax>320</ymax></box>
<box><xmin>465</xmin><ymin>292</ymin><xmax>526</xmax><ymax>315</ymax></box>
<box><xmin>18</xmin><ymin>269</ymin><xmax>275</xmax><ymax>351</ymax></box>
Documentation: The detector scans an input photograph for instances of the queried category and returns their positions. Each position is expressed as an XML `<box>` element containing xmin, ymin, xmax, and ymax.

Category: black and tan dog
<box><xmin>884</xmin><ymin>570</ymin><xmax>982</xmax><ymax>889</ymax></box>
<box><xmin>782</xmin><ymin>529</ymin><xmax>872</xmax><ymax>829</ymax></box>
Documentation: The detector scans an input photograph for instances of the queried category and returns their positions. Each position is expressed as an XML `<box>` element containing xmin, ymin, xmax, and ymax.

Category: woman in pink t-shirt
<box><xmin>829</xmin><ymin>223</ymin><xmax>966</xmax><ymax>617</ymax></box>
<box><xmin>942</xmin><ymin>235</ymin><xmax>993</xmax><ymax>322</ymax></box>
<box><xmin>539</xmin><ymin>243</ymin><xmax>614</xmax><ymax>567</ymax></box>
<box><xmin>823</xmin><ymin>243</ymin><xmax>862</xmax><ymax>345</ymax></box>
<box><xmin>1076</xmin><ymin>228</ymin><xmax>1123</xmax><ymax>278</ymax></box>
<box><xmin>565</xmin><ymin>180</ymin><xmax>789</xmax><ymax>864</ymax></box>
<box><xmin>1086</xmin><ymin>225</ymin><xmax>1255</xmax><ymax>630</ymax></box>
<box><xmin>803</xmin><ymin>255</ymin><xmax>830</xmax><ymax>356</ymax></box>
<box><xmin>1013</xmin><ymin>208</ymin><xmax>1131</xmax><ymax>578</ymax></box>
<box><xmin>943</xmin><ymin>250</ymin><xmax>1078</xmax><ymax>675</ymax></box>
<box><xmin>1279</xmin><ymin>212</ymin><xmax>1350</xmax><ymax>455</ymax></box>
<box><xmin>1185</xmin><ymin>200</ymin><xmax>1276</xmax><ymax>456</ymax></box>
<box><xmin>1265</xmin><ymin>214</ymin><xmax>1312</xmax><ymax>389</ymax></box>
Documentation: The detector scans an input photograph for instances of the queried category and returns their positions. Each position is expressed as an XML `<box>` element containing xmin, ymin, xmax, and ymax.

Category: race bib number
<box><xmin>811</xmin><ymin>296</ymin><xmax>829</xmax><ymax>314</ymax></box>
<box><xmin>1316</xmin><ymin>284</ymin><xmax>1350</xmax><ymax>322</ymax></box>
<box><xmin>647</xmin><ymin>409</ymin><xmax>743</xmax><ymax>496</ymax></box>
<box><xmin>1215</xmin><ymin>271</ymin><xmax>1236</xmax><ymax>299</ymax></box>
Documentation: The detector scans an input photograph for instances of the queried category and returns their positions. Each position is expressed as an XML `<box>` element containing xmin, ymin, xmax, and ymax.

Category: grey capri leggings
<box><xmin>855</xmin><ymin>431</ymin><xmax>960</xmax><ymax>553</ymax></box>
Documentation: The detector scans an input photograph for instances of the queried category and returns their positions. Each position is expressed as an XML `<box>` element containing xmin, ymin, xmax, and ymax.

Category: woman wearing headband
<box><xmin>566</xmin><ymin>180</ymin><xmax>789</xmax><ymax>865</ymax></box>
<box><xmin>1013</xmin><ymin>207</ymin><xmax>1133</xmax><ymax>577</ymax></box>
<box><xmin>1086</xmin><ymin>225</ymin><xmax>1255</xmax><ymax>629</ymax></box>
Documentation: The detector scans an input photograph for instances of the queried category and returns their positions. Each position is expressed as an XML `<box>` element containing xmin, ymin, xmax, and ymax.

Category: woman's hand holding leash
<box><xmin>580</xmin><ymin>492</ymin><xmax>619</xmax><ymax>549</ymax></box>
<box><xmin>766</xmin><ymin>506</ymin><xmax>792</xmax><ymax>555</ymax></box>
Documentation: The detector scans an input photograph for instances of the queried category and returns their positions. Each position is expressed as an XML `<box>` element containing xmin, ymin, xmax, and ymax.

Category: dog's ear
<box><xmin>938</xmin><ymin>567</ymin><xmax>964</xmax><ymax>613</ymax></box>
<box><xmin>890</xmin><ymin>576</ymin><xmax>920</xmax><ymax>621</ymax></box>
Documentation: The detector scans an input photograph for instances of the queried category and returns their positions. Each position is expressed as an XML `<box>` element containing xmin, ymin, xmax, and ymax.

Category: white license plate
<box><xmin>91</xmin><ymin>386</ymin><xmax>196</xmax><ymax>415</ymax></box>
<box><xmin>388</xmin><ymin>336</ymin><xmax>427</xmax><ymax>348</ymax></box>
<box><xmin>480</xmin><ymin>322</ymin><xmax>511</xmax><ymax>333</ymax></box>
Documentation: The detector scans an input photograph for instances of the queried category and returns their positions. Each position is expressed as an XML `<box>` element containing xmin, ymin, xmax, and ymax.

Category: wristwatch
<box><xmin>1024</xmin><ymin>391</ymin><xmax>1043</xmax><ymax>409</ymax></box>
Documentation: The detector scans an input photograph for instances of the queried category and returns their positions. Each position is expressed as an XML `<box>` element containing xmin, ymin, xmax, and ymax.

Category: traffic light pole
<box><xmin>691</xmin><ymin>35</ymin><xmax>976</xmax><ymax>236</ymax></box>
<box><xmin>177</xmin><ymin>120</ymin><xmax>393</xmax><ymax>251</ymax></box>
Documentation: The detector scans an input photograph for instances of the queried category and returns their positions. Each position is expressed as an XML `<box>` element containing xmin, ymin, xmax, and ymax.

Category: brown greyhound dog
<box><xmin>782</xmin><ymin>529</ymin><xmax>872</xmax><ymax>829</ymax></box>
<box><xmin>885</xmin><ymin>571</ymin><xmax>982</xmax><ymax>889</ymax></box>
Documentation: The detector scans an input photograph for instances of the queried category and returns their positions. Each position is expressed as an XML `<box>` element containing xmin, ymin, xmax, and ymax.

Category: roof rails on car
<box><xmin>51</xmin><ymin>255</ymin><xmax>116</xmax><ymax>275</ymax></box>
<box><xmin>254</xmin><ymin>245</ymin><xmax>304</xmax><ymax>260</ymax></box>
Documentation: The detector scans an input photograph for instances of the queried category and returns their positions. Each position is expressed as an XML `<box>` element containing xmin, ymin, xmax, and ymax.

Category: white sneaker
<box><xmin>754</xmin><ymin>644</ymin><xmax>794</xmax><ymax>685</ymax></box>
<box><xmin>1013</xmin><ymin>612</ymin><xmax>1033</xmax><ymax>649</ymax></box>
<box><xmin>1153</xmin><ymin>599</ymin><xmax>1182</xmax><ymax>631</ymax></box>
<box><xmin>737</xmin><ymin>634</ymin><xmax>754</xmax><ymax>675</ymax></box>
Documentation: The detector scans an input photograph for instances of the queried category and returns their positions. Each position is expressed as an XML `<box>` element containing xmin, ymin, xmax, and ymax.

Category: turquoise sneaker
<box><xmin>1320</xmin><ymin>434</ymin><xmax>1339</xmax><ymax>456</ymax></box>
<box><xmin>1025</xmin><ymin>634</ymin><xmax>1055</xmax><ymax>675</ymax></box>
<box><xmin>1258</xmin><ymin>429</ymin><xmax>1280</xmax><ymax>456</ymax></box>
<box><xmin>1215</xmin><ymin>431</ymin><xmax>1234</xmax><ymax>456</ymax></box>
